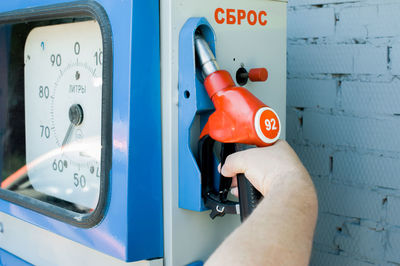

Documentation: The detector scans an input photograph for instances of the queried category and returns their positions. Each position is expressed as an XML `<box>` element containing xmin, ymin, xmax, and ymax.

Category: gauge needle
<box><xmin>62</xmin><ymin>123</ymin><xmax>75</xmax><ymax>146</ymax></box>
<box><xmin>62</xmin><ymin>104</ymin><xmax>84</xmax><ymax>147</ymax></box>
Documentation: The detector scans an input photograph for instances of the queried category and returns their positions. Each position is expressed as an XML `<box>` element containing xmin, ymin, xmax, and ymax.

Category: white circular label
<box><xmin>254</xmin><ymin>107</ymin><xmax>281</xmax><ymax>144</ymax></box>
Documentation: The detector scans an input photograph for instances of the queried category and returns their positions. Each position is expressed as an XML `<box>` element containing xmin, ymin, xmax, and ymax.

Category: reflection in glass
<box><xmin>0</xmin><ymin>19</ymin><xmax>103</xmax><ymax>214</ymax></box>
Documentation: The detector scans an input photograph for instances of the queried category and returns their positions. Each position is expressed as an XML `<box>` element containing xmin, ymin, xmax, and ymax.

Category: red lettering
<box><xmin>259</xmin><ymin>11</ymin><xmax>267</xmax><ymax>26</ymax></box>
<box><xmin>237</xmin><ymin>9</ymin><xmax>246</xmax><ymax>25</ymax></box>
<box><xmin>247</xmin><ymin>10</ymin><xmax>257</xmax><ymax>25</ymax></box>
<box><xmin>226</xmin><ymin>9</ymin><xmax>236</xmax><ymax>24</ymax></box>
<box><xmin>215</xmin><ymin>8</ymin><xmax>225</xmax><ymax>24</ymax></box>
<box><xmin>214</xmin><ymin>8</ymin><xmax>268</xmax><ymax>26</ymax></box>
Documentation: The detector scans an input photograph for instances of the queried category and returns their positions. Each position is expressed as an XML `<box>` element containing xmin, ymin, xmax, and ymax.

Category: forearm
<box><xmin>206</xmin><ymin>171</ymin><xmax>318</xmax><ymax>266</ymax></box>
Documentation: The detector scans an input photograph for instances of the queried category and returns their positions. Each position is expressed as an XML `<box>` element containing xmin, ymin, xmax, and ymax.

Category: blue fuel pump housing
<box><xmin>0</xmin><ymin>0</ymin><xmax>162</xmax><ymax>263</ymax></box>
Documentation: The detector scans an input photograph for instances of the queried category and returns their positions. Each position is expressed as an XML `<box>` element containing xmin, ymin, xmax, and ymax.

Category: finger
<box><xmin>221</xmin><ymin>150</ymin><xmax>249</xmax><ymax>177</ymax></box>
<box><xmin>231</xmin><ymin>176</ymin><xmax>237</xmax><ymax>187</ymax></box>
<box><xmin>217</xmin><ymin>163</ymin><xmax>221</xmax><ymax>173</ymax></box>
<box><xmin>230</xmin><ymin>187</ymin><xmax>238</xmax><ymax>198</ymax></box>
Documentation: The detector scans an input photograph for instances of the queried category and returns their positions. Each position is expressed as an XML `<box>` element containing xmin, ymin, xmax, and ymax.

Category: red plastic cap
<box><xmin>248</xmin><ymin>68</ymin><xmax>268</xmax><ymax>82</ymax></box>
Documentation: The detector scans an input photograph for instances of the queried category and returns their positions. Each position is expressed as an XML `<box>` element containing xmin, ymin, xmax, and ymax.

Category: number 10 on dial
<box><xmin>24</xmin><ymin>21</ymin><xmax>103</xmax><ymax>209</ymax></box>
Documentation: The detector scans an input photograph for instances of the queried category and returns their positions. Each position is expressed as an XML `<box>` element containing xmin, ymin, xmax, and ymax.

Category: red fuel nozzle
<box><xmin>195</xmin><ymin>35</ymin><xmax>280</xmax><ymax>147</ymax></box>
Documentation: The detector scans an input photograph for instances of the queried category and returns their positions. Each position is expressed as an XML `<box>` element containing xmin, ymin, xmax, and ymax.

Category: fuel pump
<box><xmin>0</xmin><ymin>0</ymin><xmax>287</xmax><ymax>265</ymax></box>
<box><xmin>195</xmin><ymin>33</ymin><xmax>281</xmax><ymax>221</ymax></box>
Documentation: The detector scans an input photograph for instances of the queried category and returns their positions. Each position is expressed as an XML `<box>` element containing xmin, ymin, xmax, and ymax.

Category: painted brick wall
<box><xmin>287</xmin><ymin>0</ymin><xmax>400</xmax><ymax>265</ymax></box>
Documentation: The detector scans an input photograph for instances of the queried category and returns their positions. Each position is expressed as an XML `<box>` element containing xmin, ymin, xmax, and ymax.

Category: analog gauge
<box><xmin>24</xmin><ymin>20</ymin><xmax>103</xmax><ymax>209</ymax></box>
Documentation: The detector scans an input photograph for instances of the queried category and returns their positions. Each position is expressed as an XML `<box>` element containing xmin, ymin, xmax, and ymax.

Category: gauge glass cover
<box><xmin>23</xmin><ymin>20</ymin><xmax>103</xmax><ymax>209</ymax></box>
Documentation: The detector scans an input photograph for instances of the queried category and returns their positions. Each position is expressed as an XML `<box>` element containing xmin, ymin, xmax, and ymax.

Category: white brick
<box><xmin>354</xmin><ymin>46</ymin><xmax>387</xmax><ymax>74</ymax></box>
<box><xmin>390</xmin><ymin>44</ymin><xmax>400</xmax><ymax>75</ymax></box>
<box><xmin>387</xmin><ymin>229</ymin><xmax>400</xmax><ymax>262</ymax></box>
<box><xmin>288</xmin><ymin>44</ymin><xmax>386</xmax><ymax>74</ymax></box>
<box><xmin>303</xmin><ymin>111</ymin><xmax>400</xmax><ymax>152</ymax></box>
<box><xmin>341</xmin><ymin>80</ymin><xmax>400</xmax><ymax>114</ymax></box>
<box><xmin>314</xmin><ymin>213</ymin><xmax>353</xmax><ymax>248</ymax></box>
<box><xmin>287</xmin><ymin>79</ymin><xmax>337</xmax><ymax>108</ymax></box>
<box><xmin>314</xmin><ymin>180</ymin><xmax>383</xmax><ymax>221</ymax></box>
<box><xmin>288</xmin><ymin>45</ymin><xmax>355</xmax><ymax>74</ymax></box>
<box><xmin>292</xmin><ymin>144</ymin><xmax>331</xmax><ymax>176</ymax></box>
<box><xmin>336</xmin><ymin>5</ymin><xmax>378</xmax><ymax>39</ymax></box>
<box><xmin>335</xmin><ymin>223</ymin><xmax>385</xmax><ymax>260</ymax></box>
<box><xmin>387</xmin><ymin>197</ymin><xmax>400</xmax><ymax>226</ymax></box>
<box><xmin>368</xmin><ymin>4</ymin><xmax>400</xmax><ymax>38</ymax></box>
<box><xmin>288</xmin><ymin>8</ymin><xmax>335</xmax><ymax>38</ymax></box>
<box><xmin>286</xmin><ymin>108</ymin><xmax>302</xmax><ymax>142</ymax></box>
<box><xmin>333</xmin><ymin>151</ymin><xmax>400</xmax><ymax>189</ymax></box>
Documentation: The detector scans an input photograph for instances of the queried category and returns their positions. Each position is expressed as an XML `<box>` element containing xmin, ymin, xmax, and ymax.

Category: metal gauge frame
<box><xmin>0</xmin><ymin>1</ymin><xmax>112</xmax><ymax>227</ymax></box>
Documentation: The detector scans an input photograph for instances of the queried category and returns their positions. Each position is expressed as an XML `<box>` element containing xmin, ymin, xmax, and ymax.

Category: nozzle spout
<box><xmin>194</xmin><ymin>34</ymin><xmax>220</xmax><ymax>77</ymax></box>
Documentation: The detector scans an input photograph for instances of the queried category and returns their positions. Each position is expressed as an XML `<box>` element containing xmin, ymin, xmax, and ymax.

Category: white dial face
<box><xmin>24</xmin><ymin>21</ymin><xmax>103</xmax><ymax>209</ymax></box>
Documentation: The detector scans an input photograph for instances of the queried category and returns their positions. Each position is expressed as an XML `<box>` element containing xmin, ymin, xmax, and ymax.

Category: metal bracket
<box><xmin>178</xmin><ymin>18</ymin><xmax>215</xmax><ymax>211</ymax></box>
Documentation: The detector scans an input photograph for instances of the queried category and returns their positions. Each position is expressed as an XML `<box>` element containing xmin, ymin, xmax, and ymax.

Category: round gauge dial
<box><xmin>24</xmin><ymin>20</ymin><xmax>103</xmax><ymax>209</ymax></box>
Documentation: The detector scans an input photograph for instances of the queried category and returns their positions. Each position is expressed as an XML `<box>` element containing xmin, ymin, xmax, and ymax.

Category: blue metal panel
<box><xmin>127</xmin><ymin>0</ymin><xmax>163</xmax><ymax>261</ymax></box>
<box><xmin>187</xmin><ymin>261</ymin><xmax>204</xmax><ymax>266</ymax></box>
<box><xmin>0</xmin><ymin>248</ymin><xmax>32</xmax><ymax>266</ymax></box>
<box><xmin>0</xmin><ymin>0</ymin><xmax>162</xmax><ymax>262</ymax></box>
<box><xmin>178</xmin><ymin>18</ymin><xmax>215</xmax><ymax>211</ymax></box>
<box><xmin>0</xmin><ymin>25</ymin><xmax>10</xmax><ymax>180</ymax></box>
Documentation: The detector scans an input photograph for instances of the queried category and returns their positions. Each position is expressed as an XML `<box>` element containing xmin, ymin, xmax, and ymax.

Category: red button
<box><xmin>248</xmin><ymin>68</ymin><xmax>268</xmax><ymax>82</ymax></box>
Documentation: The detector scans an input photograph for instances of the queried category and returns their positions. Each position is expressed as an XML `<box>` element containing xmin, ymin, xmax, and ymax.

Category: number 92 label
<box><xmin>254</xmin><ymin>107</ymin><xmax>281</xmax><ymax>144</ymax></box>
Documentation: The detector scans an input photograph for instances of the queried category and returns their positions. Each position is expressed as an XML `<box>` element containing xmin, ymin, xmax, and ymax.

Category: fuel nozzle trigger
<box><xmin>199</xmin><ymin>135</ymin><xmax>240</xmax><ymax>219</ymax></box>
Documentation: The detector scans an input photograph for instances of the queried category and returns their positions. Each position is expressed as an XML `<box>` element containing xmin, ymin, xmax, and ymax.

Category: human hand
<box><xmin>221</xmin><ymin>140</ymin><xmax>312</xmax><ymax>197</ymax></box>
<box><xmin>208</xmin><ymin>140</ymin><xmax>317</xmax><ymax>266</ymax></box>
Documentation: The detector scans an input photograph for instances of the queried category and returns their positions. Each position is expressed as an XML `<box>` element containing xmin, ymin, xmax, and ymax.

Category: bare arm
<box><xmin>206</xmin><ymin>140</ymin><xmax>318</xmax><ymax>266</ymax></box>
